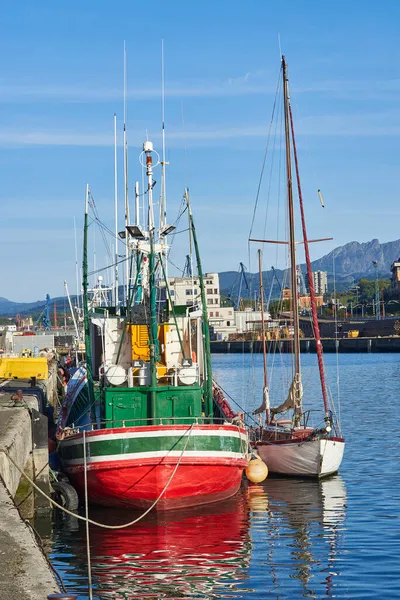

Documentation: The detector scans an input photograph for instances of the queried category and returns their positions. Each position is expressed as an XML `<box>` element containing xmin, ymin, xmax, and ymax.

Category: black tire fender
<box><xmin>52</xmin><ymin>481</ymin><xmax>79</xmax><ymax>511</ymax></box>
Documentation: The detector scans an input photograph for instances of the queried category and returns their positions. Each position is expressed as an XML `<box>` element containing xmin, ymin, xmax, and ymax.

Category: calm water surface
<box><xmin>45</xmin><ymin>353</ymin><xmax>400</xmax><ymax>599</ymax></box>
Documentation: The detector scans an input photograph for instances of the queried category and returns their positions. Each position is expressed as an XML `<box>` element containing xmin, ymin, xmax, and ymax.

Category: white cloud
<box><xmin>0</xmin><ymin>70</ymin><xmax>274</xmax><ymax>103</ymax></box>
<box><xmin>0</xmin><ymin>109</ymin><xmax>399</xmax><ymax>148</ymax></box>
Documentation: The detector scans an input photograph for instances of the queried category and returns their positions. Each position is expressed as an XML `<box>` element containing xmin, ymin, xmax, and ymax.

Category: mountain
<box><xmin>219</xmin><ymin>238</ymin><xmax>399</xmax><ymax>298</ymax></box>
<box><xmin>1</xmin><ymin>238</ymin><xmax>399</xmax><ymax>315</ymax></box>
<box><xmin>0</xmin><ymin>297</ymin><xmax>48</xmax><ymax>316</ymax></box>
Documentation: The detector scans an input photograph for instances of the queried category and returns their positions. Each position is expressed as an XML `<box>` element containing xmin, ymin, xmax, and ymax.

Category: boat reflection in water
<box><xmin>51</xmin><ymin>477</ymin><xmax>346</xmax><ymax>599</ymax></box>
<box><xmin>53</xmin><ymin>492</ymin><xmax>252</xmax><ymax>599</ymax></box>
<box><xmin>246</xmin><ymin>475</ymin><xmax>347</xmax><ymax>598</ymax></box>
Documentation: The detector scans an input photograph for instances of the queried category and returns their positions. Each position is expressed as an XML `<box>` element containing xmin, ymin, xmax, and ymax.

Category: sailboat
<box><xmin>56</xmin><ymin>140</ymin><xmax>249</xmax><ymax>509</ymax></box>
<box><xmin>250</xmin><ymin>56</ymin><xmax>345</xmax><ymax>477</ymax></box>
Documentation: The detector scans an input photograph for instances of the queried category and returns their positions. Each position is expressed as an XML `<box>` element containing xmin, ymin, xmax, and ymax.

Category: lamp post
<box><xmin>372</xmin><ymin>260</ymin><xmax>380</xmax><ymax>320</ymax></box>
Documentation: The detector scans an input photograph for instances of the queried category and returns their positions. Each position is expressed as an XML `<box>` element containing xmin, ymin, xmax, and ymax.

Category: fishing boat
<box><xmin>57</xmin><ymin>139</ymin><xmax>248</xmax><ymax>509</ymax></box>
<box><xmin>250</xmin><ymin>56</ymin><xmax>345</xmax><ymax>477</ymax></box>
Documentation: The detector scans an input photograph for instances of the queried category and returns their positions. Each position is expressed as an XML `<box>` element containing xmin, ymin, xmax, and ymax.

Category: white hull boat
<box><xmin>249</xmin><ymin>56</ymin><xmax>345</xmax><ymax>479</ymax></box>
<box><xmin>257</xmin><ymin>435</ymin><xmax>345</xmax><ymax>478</ymax></box>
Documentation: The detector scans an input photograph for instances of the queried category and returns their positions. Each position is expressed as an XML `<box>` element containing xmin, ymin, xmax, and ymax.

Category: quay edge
<box><xmin>210</xmin><ymin>336</ymin><xmax>400</xmax><ymax>353</ymax></box>
<box><xmin>0</xmin><ymin>373</ymin><xmax>60</xmax><ymax>599</ymax></box>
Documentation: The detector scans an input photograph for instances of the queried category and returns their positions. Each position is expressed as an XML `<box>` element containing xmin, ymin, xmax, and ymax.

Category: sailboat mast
<box><xmin>288</xmin><ymin>103</ymin><xmax>330</xmax><ymax>418</ymax></box>
<box><xmin>282</xmin><ymin>56</ymin><xmax>301</xmax><ymax>379</ymax></box>
<box><xmin>258</xmin><ymin>249</ymin><xmax>270</xmax><ymax>422</ymax></box>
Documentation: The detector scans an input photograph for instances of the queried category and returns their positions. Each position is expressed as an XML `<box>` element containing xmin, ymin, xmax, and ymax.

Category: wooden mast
<box><xmin>288</xmin><ymin>104</ymin><xmax>331</xmax><ymax>421</ymax></box>
<box><xmin>282</xmin><ymin>56</ymin><xmax>302</xmax><ymax>424</ymax></box>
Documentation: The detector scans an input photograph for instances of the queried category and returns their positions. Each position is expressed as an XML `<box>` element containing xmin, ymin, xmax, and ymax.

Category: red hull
<box><xmin>67</xmin><ymin>458</ymin><xmax>247</xmax><ymax>510</ymax></box>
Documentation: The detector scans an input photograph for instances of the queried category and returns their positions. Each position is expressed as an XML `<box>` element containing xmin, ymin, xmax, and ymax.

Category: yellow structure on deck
<box><xmin>129</xmin><ymin>324</ymin><xmax>169</xmax><ymax>379</ymax></box>
<box><xmin>0</xmin><ymin>357</ymin><xmax>49</xmax><ymax>380</ymax></box>
<box><xmin>348</xmin><ymin>330</ymin><xmax>359</xmax><ymax>338</ymax></box>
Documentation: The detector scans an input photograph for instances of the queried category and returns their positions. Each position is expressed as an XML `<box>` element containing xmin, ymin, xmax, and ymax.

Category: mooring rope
<box><xmin>1</xmin><ymin>424</ymin><xmax>194</xmax><ymax>530</ymax></box>
<box><xmin>83</xmin><ymin>429</ymin><xmax>93</xmax><ymax>599</ymax></box>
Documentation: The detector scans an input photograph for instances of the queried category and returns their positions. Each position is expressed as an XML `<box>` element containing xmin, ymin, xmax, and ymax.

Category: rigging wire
<box><xmin>248</xmin><ymin>65</ymin><xmax>283</xmax><ymax>243</ymax></box>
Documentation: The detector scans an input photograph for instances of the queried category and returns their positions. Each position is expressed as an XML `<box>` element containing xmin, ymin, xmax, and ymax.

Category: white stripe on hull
<box><xmin>257</xmin><ymin>439</ymin><xmax>345</xmax><ymax>478</ymax></box>
<box><xmin>62</xmin><ymin>449</ymin><xmax>248</xmax><ymax>466</ymax></box>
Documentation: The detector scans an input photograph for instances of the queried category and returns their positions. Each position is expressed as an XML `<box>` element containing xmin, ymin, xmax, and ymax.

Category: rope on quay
<box><xmin>0</xmin><ymin>424</ymin><xmax>194</xmax><ymax>530</ymax></box>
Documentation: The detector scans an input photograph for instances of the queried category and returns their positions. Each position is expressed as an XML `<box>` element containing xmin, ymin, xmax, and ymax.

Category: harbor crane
<box><xmin>227</xmin><ymin>262</ymin><xmax>249</xmax><ymax>310</ymax></box>
<box><xmin>182</xmin><ymin>254</ymin><xmax>192</xmax><ymax>278</ymax></box>
<box><xmin>35</xmin><ymin>294</ymin><xmax>51</xmax><ymax>330</ymax></box>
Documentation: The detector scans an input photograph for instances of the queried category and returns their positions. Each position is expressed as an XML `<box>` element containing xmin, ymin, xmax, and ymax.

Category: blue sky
<box><xmin>1</xmin><ymin>0</ymin><xmax>400</xmax><ymax>301</ymax></box>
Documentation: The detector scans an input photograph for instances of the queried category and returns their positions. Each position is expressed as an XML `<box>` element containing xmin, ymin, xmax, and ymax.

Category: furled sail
<box><xmin>271</xmin><ymin>375</ymin><xmax>303</xmax><ymax>415</ymax></box>
<box><xmin>253</xmin><ymin>386</ymin><xmax>270</xmax><ymax>415</ymax></box>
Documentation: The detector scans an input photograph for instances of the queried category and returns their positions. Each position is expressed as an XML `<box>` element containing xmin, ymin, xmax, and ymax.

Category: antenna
<box><xmin>74</xmin><ymin>216</ymin><xmax>80</xmax><ymax>310</ymax></box>
<box><xmin>135</xmin><ymin>181</ymin><xmax>140</xmax><ymax>226</ymax></box>
<box><xmin>124</xmin><ymin>41</ymin><xmax>130</xmax><ymax>305</ymax></box>
<box><xmin>160</xmin><ymin>39</ymin><xmax>167</xmax><ymax>232</ymax></box>
<box><xmin>114</xmin><ymin>113</ymin><xmax>119</xmax><ymax>311</ymax></box>
<box><xmin>278</xmin><ymin>33</ymin><xmax>282</xmax><ymax>59</ymax></box>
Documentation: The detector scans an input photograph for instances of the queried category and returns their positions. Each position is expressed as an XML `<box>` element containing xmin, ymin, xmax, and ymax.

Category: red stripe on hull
<box><xmin>66</xmin><ymin>460</ymin><xmax>246</xmax><ymax>510</ymax></box>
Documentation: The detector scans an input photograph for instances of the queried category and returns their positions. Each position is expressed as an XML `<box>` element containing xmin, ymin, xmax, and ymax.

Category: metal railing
<box><xmin>63</xmin><ymin>415</ymin><xmax>242</xmax><ymax>436</ymax></box>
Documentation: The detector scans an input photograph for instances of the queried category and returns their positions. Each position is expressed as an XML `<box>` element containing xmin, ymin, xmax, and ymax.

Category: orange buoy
<box><xmin>245</xmin><ymin>456</ymin><xmax>268</xmax><ymax>483</ymax></box>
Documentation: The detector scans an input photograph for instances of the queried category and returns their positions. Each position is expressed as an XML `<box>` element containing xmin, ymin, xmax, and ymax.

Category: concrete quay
<box><xmin>0</xmin><ymin>380</ymin><xmax>60</xmax><ymax>600</ymax></box>
<box><xmin>210</xmin><ymin>336</ymin><xmax>400</xmax><ymax>354</ymax></box>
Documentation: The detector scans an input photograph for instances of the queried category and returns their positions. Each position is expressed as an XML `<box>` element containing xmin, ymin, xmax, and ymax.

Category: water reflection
<box><xmin>246</xmin><ymin>475</ymin><xmax>347</xmax><ymax>598</ymax></box>
<box><xmin>49</xmin><ymin>476</ymin><xmax>347</xmax><ymax>599</ymax></box>
<box><xmin>51</xmin><ymin>493</ymin><xmax>252</xmax><ymax>599</ymax></box>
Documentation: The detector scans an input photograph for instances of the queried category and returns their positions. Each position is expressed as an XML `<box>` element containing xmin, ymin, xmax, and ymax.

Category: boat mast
<box><xmin>159</xmin><ymin>40</ymin><xmax>169</xmax><ymax>278</ymax></box>
<box><xmin>288</xmin><ymin>103</ymin><xmax>330</xmax><ymax>421</ymax></box>
<box><xmin>258</xmin><ymin>249</ymin><xmax>270</xmax><ymax>423</ymax></box>
<box><xmin>282</xmin><ymin>56</ymin><xmax>302</xmax><ymax>423</ymax></box>
<box><xmin>114</xmin><ymin>113</ymin><xmax>119</xmax><ymax>312</ymax></box>
<box><xmin>185</xmin><ymin>188</ymin><xmax>213</xmax><ymax>419</ymax></box>
<box><xmin>123</xmin><ymin>41</ymin><xmax>130</xmax><ymax>306</ymax></box>
<box><xmin>160</xmin><ymin>40</ymin><xmax>167</xmax><ymax>233</ymax></box>
<box><xmin>73</xmin><ymin>217</ymin><xmax>81</xmax><ymax>312</ymax></box>
<box><xmin>83</xmin><ymin>184</ymin><xmax>95</xmax><ymax>409</ymax></box>
<box><xmin>144</xmin><ymin>142</ymin><xmax>159</xmax><ymax>423</ymax></box>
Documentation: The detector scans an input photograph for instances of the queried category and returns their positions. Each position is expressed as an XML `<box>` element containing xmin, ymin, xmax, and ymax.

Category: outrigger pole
<box><xmin>185</xmin><ymin>189</ymin><xmax>213</xmax><ymax>419</ymax></box>
<box><xmin>83</xmin><ymin>184</ymin><xmax>95</xmax><ymax>409</ymax></box>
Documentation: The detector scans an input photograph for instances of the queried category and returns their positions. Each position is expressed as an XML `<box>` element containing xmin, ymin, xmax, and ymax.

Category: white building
<box><xmin>0</xmin><ymin>324</ymin><xmax>17</xmax><ymax>332</ymax></box>
<box><xmin>163</xmin><ymin>272</ymin><xmax>221</xmax><ymax>308</ymax></box>
<box><xmin>234</xmin><ymin>309</ymin><xmax>271</xmax><ymax>332</ymax></box>
<box><xmin>162</xmin><ymin>275</ymin><xmax>274</xmax><ymax>341</ymax></box>
<box><xmin>312</xmin><ymin>270</ymin><xmax>328</xmax><ymax>295</ymax></box>
<box><xmin>162</xmin><ymin>273</ymin><xmax>237</xmax><ymax>340</ymax></box>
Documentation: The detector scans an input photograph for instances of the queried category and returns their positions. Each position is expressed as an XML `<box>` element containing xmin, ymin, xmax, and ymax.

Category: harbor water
<box><xmin>45</xmin><ymin>353</ymin><xmax>400</xmax><ymax>599</ymax></box>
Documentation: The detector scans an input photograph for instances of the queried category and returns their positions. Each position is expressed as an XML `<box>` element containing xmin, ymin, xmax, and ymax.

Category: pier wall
<box><xmin>0</xmin><ymin>382</ymin><xmax>58</xmax><ymax>599</ymax></box>
<box><xmin>210</xmin><ymin>336</ymin><xmax>400</xmax><ymax>354</ymax></box>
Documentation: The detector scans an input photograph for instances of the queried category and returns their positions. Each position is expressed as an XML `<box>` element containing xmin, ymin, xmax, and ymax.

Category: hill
<box><xmin>219</xmin><ymin>238</ymin><xmax>399</xmax><ymax>298</ymax></box>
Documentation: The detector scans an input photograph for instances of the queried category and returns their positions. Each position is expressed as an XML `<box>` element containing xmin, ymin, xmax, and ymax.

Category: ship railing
<box><xmin>65</xmin><ymin>415</ymin><xmax>242</xmax><ymax>435</ymax></box>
